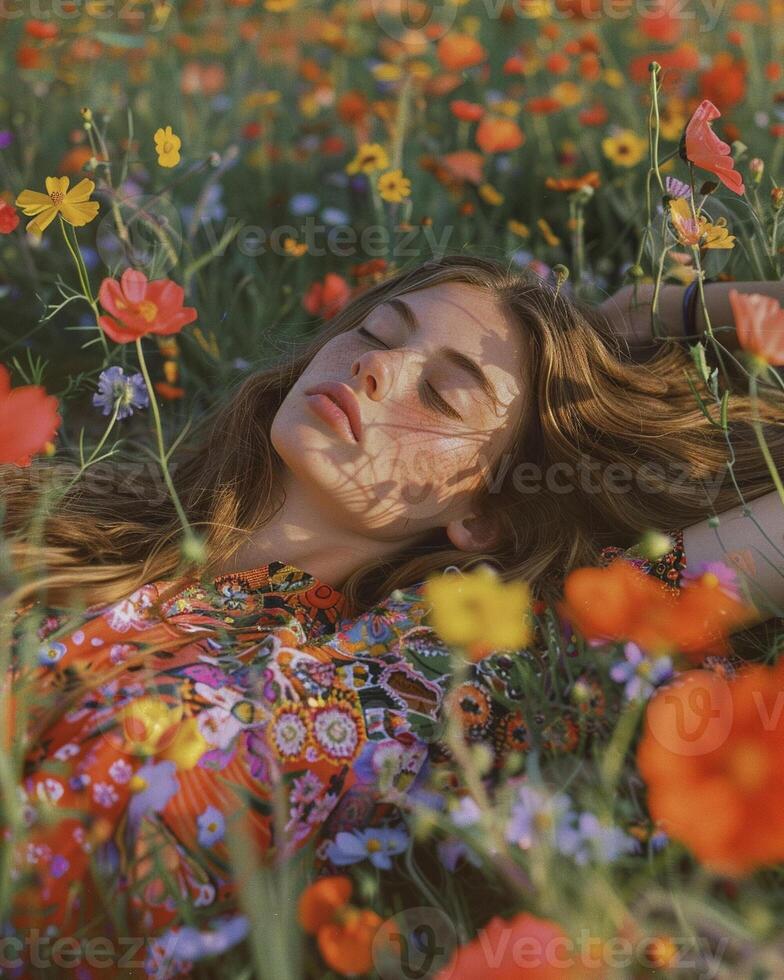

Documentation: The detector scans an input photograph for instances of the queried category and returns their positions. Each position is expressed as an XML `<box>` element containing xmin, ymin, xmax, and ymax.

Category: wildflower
<box><xmin>92</xmin><ymin>366</ymin><xmax>149</xmax><ymax>420</ymax></box>
<box><xmin>424</xmin><ymin>564</ymin><xmax>532</xmax><ymax>660</ymax></box>
<box><xmin>377</xmin><ymin>169</ymin><xmax>411</xmax><ymax>203</ymax></box>
<box><xmin>664</xmin><ymin>175</ymin><xmax>691</xmax><ymax>199</ymax></box>
<box><xmin>507</xmin><ymin>218</ymin><xmax>530</xmax><ymax>237</ymax></box>
<box><xmin>683</xmin><ymin>100</ymin><xmax>745</xmax><ymax>195</ymax></box>
<box><xmin>478</xmin><ymin>183</ymin><xmax>504</xmax><ymax>205</ymax></box>
<box><xmin>610</xmin><ymin>641</ymin><xmax>674</xmax><ymax>701</ymax></box>
<box><xmin>667</xmin><ymin>197</ymin><xmax>735</xmax><ymax>250</ymax></box>
<box><xmin>436</xmin><ymin>33</ymin><xmax>487</xmax><ymax>72</ymax></box>
<box><xmin>450</xmin><ymin>99</ymin><xmax>485</xmax><ymax>122</ymax></box>
<box><xmin>0</xmin><ymin>199</ymin><xmax>19</xmax><ymax>234</ymax></box>
<box><xmin>728</xmin><ymin>290</ymin><xmax>784</xmax><ymax>368</ymax></box>
<box><xmin>302</xmin><ymin>273</ymin><xmax>351</xmax><ymax>320</ymax></box>
<box><xmin>98</xmin><ymin>268</ymin><xmax>197</xmax><ymax>344</ymax></box>
<box><xmin>476</xmin><ymin>116</ymin><xmax>524</xmax><ymax>154</ymax></box>
<box><xmin>0</xmin><ymin>363</ymin><xmax>60</xmax><ymax>467</ymax></box>
<box><xmin>602</xmin><ymin>130</ymin><xmax>648</xmax><ymax>167</ymax></box>
<box><xmin>537</xmin><ymin>217</ymin><xmax>561</xmax><ymax>246</ymax></box>
<box><xmin>327</xmin><ymin>826</ymin><xmax>409</xmax><ymax>870</ymax></box>
<box><xmin>438</xmin><ymin>150</ymin><xmax>485</xmax><ymax>186</ymax></box>
<box><xmin>505</xmin><ymin>783</ymin><xmax>578</xmax><ymax>854</ymax></box>
<box><xmin>638</xmin><ymin>660</ymin><xmax>784</xmax><ymax>875</ymax></box>
<box><xmin>15</xmin><ymin>176</ymin><xmax>99</xmax><ymax>236</ymax></box>
<box><xmin>298</xmin><ymin>876</ymin><xmax>382</xmax><ymax>977</ymax></box>
<box><xmin>569</xmin><ymin>812</ymin><xmax>639</xmax><ymax>864</ymax></box>
<box><xmin>681</xmin><ymin>560</ymin><xmax>742</xmax><ymax>600</ymax></box>
<box><xmin>346</xmin><ymin>143</ymin><xmax>390</xmax><ymax>175</ymax></box>
<box><xmin>545</xmin><ymin>171</ymin><xmax>601</xmax><ymax>192</ymax></box>
<box><xmin>196</xmin><ymin>804</ymin><xmax>225</xmax><ymax>846</ymax></box>
<box><xmin>436</xmin><ymin>913</ymin><xmax>575</xmax><ymax>979</ymax></box>
<box><xmin>154</xmin><ymin>125</ymin><xmax>182</xmax><ymax>168</ymax></box>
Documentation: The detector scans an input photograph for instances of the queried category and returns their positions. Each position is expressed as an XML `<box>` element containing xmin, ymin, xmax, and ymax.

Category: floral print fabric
<box><xmin>4</xmin><ymin>535</ymin><xmax>687</xmax><ymax>977</ymax></box>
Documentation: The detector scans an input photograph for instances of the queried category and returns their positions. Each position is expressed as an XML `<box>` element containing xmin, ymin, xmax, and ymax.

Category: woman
<box><xmin>3</xmin><ymin>254</ymin><xmax>784</xmax><ymax>976</ymax></box>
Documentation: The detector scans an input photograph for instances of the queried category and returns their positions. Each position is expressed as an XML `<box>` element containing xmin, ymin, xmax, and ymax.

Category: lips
<box><xmin>303</xmin><ymin>382</ymin><xmax>362</xmax><ymax>441</ymax></box>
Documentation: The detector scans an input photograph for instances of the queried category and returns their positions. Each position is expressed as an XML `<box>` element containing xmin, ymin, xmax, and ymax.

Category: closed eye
<box><xmin>356</xmin><ymin>326</ymin><xmax>463</xmax><ymax>421</ymax></box>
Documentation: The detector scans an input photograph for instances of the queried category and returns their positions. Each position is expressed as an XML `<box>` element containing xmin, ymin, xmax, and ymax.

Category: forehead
<box><xmin>366</xmin><ymin>281</ymin><xmax>524</xmax><ymax>400</ymax></box>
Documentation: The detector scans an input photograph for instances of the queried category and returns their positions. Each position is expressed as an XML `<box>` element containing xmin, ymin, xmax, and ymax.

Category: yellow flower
<box><xmin>602</xmin><ymin>130</ymin><xmax>647</xmax><ymax>167</ymax></box>
<box><xmin>660</xmin><ymin>112</ymin><xmax>687</xmax><ymax>142</ymax></box>
<box><xmin>668</xmin><ymin>197</ymin><xmax>735</xmax><ymax>250</ymax></box>
<box><xmin>493</xmin><ymin>99</ymin><xmax>522</xmax><ymax>117</ymax></box>
<box><xmin>264</xmin><ymin>0</ymin><xmax>297</xmax><ymax>10</ymax></box>
<box><xmin>479</xmin><ymin>183</ymin><xmax>504</xmax><ymax>206</ymax></box>
<box><xmin>122</xmin><ymin>697</ymin><xmax>182</xmax><ymax>756</ymax></box>
<box><xmin>15</xmin><ymin>176</ymin><xmax>99</xmax><ymax>237</ymax></box>
<box><xmin>372</xmin><ymin>63</ymin><xmax>402</xmax><ymax>82</ymax></box>
<box><xmin>537</xmin><ymin>217</ymin><xmax>561</xmax><ymax>246</ymax></box>
<box><xmin>424</xmin><ymin>564</ymin><xmax>532</xmax><ymax>658</ymax></box>
<box><xmin>346</xmin><ymin>143</ymin><xmax>390</xmax><ymax>175</ymax></box>
<box><xmin>602</xmin><ymin>68</ymin><xmax>624</xmax><ymax>89</ymax></box>
<box><xmin>154</xmin><ymin>125</ymin><xmax>182</xmax><ymax>168</ymax></box>
<box><xmin>283</xmin><ymin>236</ymin><xmax>308</xmax><ymax>256</ymax></box>
<box><xmin>551</xmin><ymin>82</ymin><xmax>583</xmax><ymax>107</ymax></box>
<box><xmin>507</xmin><ymin>218</ymin><xmax>530</xmax><ymax>237</ymax></box>
<box><xmin>377</xmin><ymin>168</ymin><xmax>411</xmax><ymax>203</ymax></box>
<box><xmin>699</xmin><ymin>215</ymin><xmax>735</xmax><ymax>249</ymax></box>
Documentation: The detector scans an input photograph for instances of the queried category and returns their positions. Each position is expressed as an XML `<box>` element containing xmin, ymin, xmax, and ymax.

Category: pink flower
<box><xmin>683</xmin><ymin>100</ymin><xmax>745</xmax><ymax>196</ymax></box>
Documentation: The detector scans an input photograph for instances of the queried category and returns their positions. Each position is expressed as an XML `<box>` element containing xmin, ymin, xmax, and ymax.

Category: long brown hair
<box><xmin>4</xmin><ymin>253</ymin><xmax>784</xmax><ymax>630</ymax></box>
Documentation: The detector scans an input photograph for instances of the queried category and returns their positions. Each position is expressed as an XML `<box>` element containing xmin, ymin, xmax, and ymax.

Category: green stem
<box><xmin>749</xmin><ymin>368</ymin><xmax>784</xmax><ymax>508</ymax></box>
<box><xmin>59</xmin><ymin>216</ymin><xmax>109</xmax><ymax>358</ymax></box>
<box><xmin>134</xmin><ymin>337</ymin><xmax>195</xmax><ymax>544</ymax></box>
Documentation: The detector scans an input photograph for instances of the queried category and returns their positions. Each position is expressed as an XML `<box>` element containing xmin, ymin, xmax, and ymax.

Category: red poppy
<box><xmin>683</xmin><ymin>99</ymin><xmax>746</xmax><ymax>195</ymax></box>
<box><xmin>525</xmin><ymin>96</ymin><xmax>562</xmax><ymax>115</ymax></box>
<box><xmin>578</xmin><ymin>53</ymin><xmax>601</xmax><ymax>81</ymax></box>
<box><xmin>0</xmin><ymin>201</ymin><xmax>19</xmax><ymax>234</ymax></box>
<box><xmin>545</xmin><ymin>52</ymin><xmax>570</xmax><ymax>75</ymax></box>
<box><xmin>579</xmin><ymin>103</ymin><xmax>608</xmax><ymax>126</ymax></box>
<box><xmin>298</xmin><ymin>877</ymin><xmax>382</xmax><ymax>977</ymax></box>
<box><xmin>503</xmin><ymin>53</ymin><xmax>526</xmax><ymax>75</ymax></box>
<box><xmin>24</xmin><ymin>19</ymin><xmax>58</xmax><ymax>40</ymax></box>
<box><xmin>639</xmin><ymin>0</ymin><xmax>683</xmax><ymax>43</ymax></box>
<box><xmin>302</xmin><ymin>273</ymin><xmax>351</xmax><ymax>320</ymax></box>
<box><xmin>728</xmin><ymin>289</ymin><xmax>784</xmax><ymax>366</ymax></box>
<box><xmin>630</xmin><ymin>45</ymin><xmax>700</xmax><ymax>87</ymax></box>
<box><xmin>450</xmin><ymin>100</ymin><xmax>485</xmax><ymax>123</ymax></box>
<box><xmin>98</xmin><ymin>268</ymin><xmax>198</xmax><ymax>345</ymax></box>
<box><xmin>0</xmin><ymin>364</ymin><xmax>60</xmax><ymax>467</ymax></box>
<box><xmin>337</xmin><ymin>90</ymin><xmax>370</xmax><ymax>125</ymax></box>
<box><xmin>698</xmin><ymin>53</ymin><xmax>746</xmax><ymax>109</ymax></box>
<box><xmin>436</xmin><ymin>912</ymin><xmax>582</xmax><ymax>979</ymax></box>
<box><xmin>476</xmin><ymin>116</ymin><xmax>524</xmax><ymax>154</ymax></box>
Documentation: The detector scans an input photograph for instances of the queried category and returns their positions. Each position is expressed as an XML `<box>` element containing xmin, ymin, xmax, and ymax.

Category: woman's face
<box><xmin>271</xmin><ymin>281</ymin><xmax>527</xmax><ymax>542</ymax></box>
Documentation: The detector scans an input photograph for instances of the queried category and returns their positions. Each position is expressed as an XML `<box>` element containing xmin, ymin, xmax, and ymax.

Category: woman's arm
<box><xmin>600</xmin><ymin>280</ymin><xmax>784</xmax><ymax>358</ymax></box>
<box><xmin>682</xmin><ymin>488</ymin><xmax>784</xmax><ymax>626</ymax></box>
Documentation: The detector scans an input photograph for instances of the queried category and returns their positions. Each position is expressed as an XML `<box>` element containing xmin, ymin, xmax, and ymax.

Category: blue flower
<box><xmin>570</xmin><ymin>812</ymin><xmax>639</xmax><ymax>865</ymax></box>
<box><xmin>197</xmin><ymin>805</ymin><xmax>225</xmax><ymax>846</ymax></box>
<box><xmin>320</xmin><ymin>207</ymin><xmax>350</xmax><ymax>226</ymax></box>
<box><xmin>38</xmin><ymin>640</ymin><xmax>67</xmax><ymax>666</ymax></box>
<box><xmin>127</xmin><ymin>760</ymin><xmax>179</xmax><ymax>831</ymax></box>
<box><xmin>505</xmin><ymin>784</ymin><xmax>579</xmax><ymax>857</ymax></box>
<box><xmin>610</xmin><ymin>642</ymin><xmax>674</xmax><ymax>702</ymax></box>
<box><xmin>92</xmin><ymin>366</ymin><xmax>149</xmax><ymax>421</ymax></box>
<box><xmin>289</xmin><ymin>193</ymin><xmax>319</xmax><ymax>216</ymax></box>
<box><xmin>327</xmin><ymin>826</ymin><xmax>409</xmax><ymax>870</ymax></box>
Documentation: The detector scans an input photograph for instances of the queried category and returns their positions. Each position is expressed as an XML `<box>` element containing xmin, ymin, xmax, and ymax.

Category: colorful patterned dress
<box><xmin>3</xmin><ymin>532</ymin><xmax>687</xmax><ymax>977</ymax></box>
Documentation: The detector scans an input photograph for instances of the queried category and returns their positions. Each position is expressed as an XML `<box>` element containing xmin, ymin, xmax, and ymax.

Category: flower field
<box><xmin>2</xmin><ymin>0</ymin><xmax>784</xmax><ymax>977</ymax></box>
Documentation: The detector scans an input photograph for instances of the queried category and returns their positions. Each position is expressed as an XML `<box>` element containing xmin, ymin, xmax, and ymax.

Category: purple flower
<box><xmin>505</xmin><ymin>784</ymin><xmax>578</xmax><ymax>856</ymax></box>
<box><xmin>610</xmin><ymin>642</ymin><xmax>674</xmax><ymax>702</ymax></box>
<box><xmin>682</xmin><ymin>560</ymin><xmax>741</xmax><ymax>600</ymax></box>
<box><xmin>327</xmin><ymin>826</ymin><xmax>409</xmax><ymax>870</ymax></box>
<box><xmin>0</xmin><ymin>130</ymin><xmax>13</xmax><ymax>150</ymax></box>
<box><xmin>92</xmin><ymin>366</ymin><xmax>149</xmax><ymax>420</ymax></box>
<box><xmin>665</xmin><ymin>176</ymin><xmax>692</xmax><ymax>199</ymax></box>
<box><xmin>127</xmin><ymin>760</ymin><xmax>179</xmax><ymax>831</ymax></box>
<box><xmin>196</xmin><ymin>805</ymin><xmax>225</xmax><ymax>846</ymax></box>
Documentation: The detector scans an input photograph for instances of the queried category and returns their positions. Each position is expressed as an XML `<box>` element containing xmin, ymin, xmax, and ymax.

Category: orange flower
<box><xmin>436</xmin><ymin>33</ymin><xmax>487</xmax><ymax>72</ymax></box>
<box><xmin>731</xmin><ymin>0</ymin><xmax>766</xmax><ymax>20</ymax></box>
<box><xmin>683</xmin><ymin>100</ymin><xmax>745</xmax><ymax>195</ymax></box>
<box><xmin>337</xmin><ymin>90</ymin><xmax>370</xmax><ymax>125</ymax></box>
<box><xmin>302</xmin><ymin>273</ymin><xmax>351</xmax><ymax>320</ymax></box>
<box><xmin>525</xmin><ymin>96</ymin><xmax>562</xmax><ymax>115</ymax></box>
<box><xmin>450</xmin><ymin>99</ymin><xmax>485</xmax><ymax>123</ymax></box>
<box><xmin>98</xmin><ymin>269</ymin><xmax>198</xmax><ymax>344</ymax></box>
<box><xmin>0</xmin><ymin>363</ymin><xmax>60</xmax><ymax>467</ymax></box>
<box><xmin>503</xmin><ymin>53</ymin><xmax>526</xmax><ymax>75</ymax></box>
<box><xmin>638</xmin><ymin>660</ymin><xmax>784</xmax><ymax>875</ymax></box>
<box><xmin>436</xmin><ymin>912</ymin><xmax>580</xmax><ymax>979</ymax></box>
<box><xmin>558</xmin><ymin>559</ymin><xmax>755</xmax><ymax>659</ymax></box>
<box><xmin>579</xmin><ymin>103</ymin><xmax>608</xmax><ymax>126</ymax></box>
<box><xmin>438</xmin><ymin>150</ymin><xmax>485</xmax><ymax>186</ymax></box>
<box><xmin>639</xmin><ymin>0</ymin><xmax>683</xmax><ymax>43</ymax></box>
<box><xmin>728</xmin><ymin>289</ymin><xmax>784</xmax><ymax>367</ymax></box>
<box><xmin>545</xmin><ymin>171</ymin><xmax>600</xmax><ymax>192</ymax></box>
<box><xmin>698</xmin><ymin>53</ymin><xmax>746</xmax><ymax>110</ymax></box>
<box><xmin>545</xmin><ymin>52</ymin><xmax>570</xmax><ymax>74</ymax></box>
<box><xmin>298</xmin><ymin>876</ymin><xmax>352</xmax><ymax>932</ymax></box>
<box><xmin>630</xmin><ymin>45</ymin><xmax>700</xmax><ymax>87</ymax></box>
<box><xmin>298</xmin><ymin>877</ymin><xmax>382</xmax><ymax>977</ymax></box>
<box><xmin>476</xmin><ymin>116</ymin><xmax>524</xmax><ymax>154</ymax></box>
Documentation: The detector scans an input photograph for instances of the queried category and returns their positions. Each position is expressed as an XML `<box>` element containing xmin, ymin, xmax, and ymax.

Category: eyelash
<box><xmin>357</xmin><ymin>326</ymin><xmax>462</xmax><ymax>421</ymax></box>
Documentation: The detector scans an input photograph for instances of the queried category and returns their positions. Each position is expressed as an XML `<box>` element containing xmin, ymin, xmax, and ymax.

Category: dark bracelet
<box><xmin>681</xmin><ymin>278</ymin><xmax>702</xmax><ymax>340</ymax></box>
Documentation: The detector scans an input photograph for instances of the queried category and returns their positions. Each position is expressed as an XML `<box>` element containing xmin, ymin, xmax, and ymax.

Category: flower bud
<box><xmin>749</xmin><ymin>158</ymin><xmax>764</xmax><ymax>183</ymax></box>
<box><xmin>771</xmin><ymin>186</ymin><xmax>784</xmax><ymax>211</ymax></box>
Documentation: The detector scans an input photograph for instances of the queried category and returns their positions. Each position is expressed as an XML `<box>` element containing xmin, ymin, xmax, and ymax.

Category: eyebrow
<box><xmin>378</xmin><ymin>298</ymin><xmax>501</xmax><ymax>407</ymax></box>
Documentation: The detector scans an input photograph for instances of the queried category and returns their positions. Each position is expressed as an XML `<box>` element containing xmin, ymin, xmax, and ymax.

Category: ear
<box><xmin>445</xmin><ymin>513</ymin><xmax>500</xmax><ymax>553</ymax></box>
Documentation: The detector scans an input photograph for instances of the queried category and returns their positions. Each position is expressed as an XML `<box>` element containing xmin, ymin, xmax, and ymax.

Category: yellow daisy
<box><xmin>602</xmin><ymin>130</ymin><xmax>648</xmax><ymax>167</ymax></box>
<box><xmin>377</xmin><ymin>169</ymin><xmax>412</xmax><ymax>203</ymax></box>
<box><xmin>346</xmin><ymin>143</ymin><xmax>391</xmax><ymax>175</ymax></box>
<box><xmin>154</xmin><ymin>125</ymin><xmax>182</xmax><ymax>168</ymax></box>
<box><xmin>15</xmin><ymin>176</ymin><xmax>99</xmax><ymax>236</ymax></box>
<box><xmin>283</xmin><ymin>236</ymin><xmax>308</xmax><ymax>256</ymax></box>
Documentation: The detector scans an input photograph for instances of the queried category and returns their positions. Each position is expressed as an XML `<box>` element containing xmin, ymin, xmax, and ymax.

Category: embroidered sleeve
<box><xmin>597</xmin><ymin>527</ymin><xmax>687</xmax><ymax>594</ymax></box>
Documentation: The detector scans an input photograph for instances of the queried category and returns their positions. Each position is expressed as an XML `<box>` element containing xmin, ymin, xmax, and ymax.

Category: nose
<box><xmin>351</xmin><ymin>349</ymin><xmax>394</xmax><ymax>401</ymax></box>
